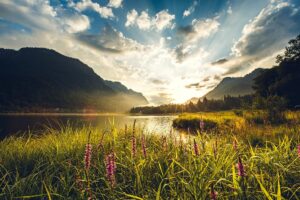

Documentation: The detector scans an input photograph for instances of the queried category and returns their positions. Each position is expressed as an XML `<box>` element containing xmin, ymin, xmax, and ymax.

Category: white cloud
<box><xmin>125</xmin><ymin>9</ymin><xmax>138</xmax><ymax>27</ymax></box>
<box><xmin>232</xmin><ymin>1</ymin><xmax>300</xmax><ymax>57</ymax></box>
<box><xmin>125</xmin><ymin>9</ymin><xmax>175</xmax><ymax>31</ymax></box>
<box><xmin>62</xmin><ymin>14</ymin><xmax>90</xmax><ymax>33</ymax></box>
<box><xmin>108</xmin><ymin>0</ymin><xmax>123</xmax><ymax>8</ymax></box>
<box><xmin>0</xmin><ymin>0</ymin><xmax>58</xmax><ymax>31</ymax></box>
<box><xmin>217</xmin><ymin>1</ymin><xmax>300</xmax><ymax>76</ymax></box>
<box><xmin>136</xmin><ymin>11</ymin><xmax>152</xmax><ymax>30</ymax></box>
<box><xmin>175</xmin><ymin>17</ymin><xmax>220</xmax><ymax>62</ymax></box>
<box><xmin>0</xmin><ymin>0</ymin><xmax>91</xmax><ymax>34</ymax></box>
<box><xmin>71</xmin><ymin>0</ymin><xmax>114</xmax><ymax>19</ymax></box>
<box><xmin>155</xmin><ymin>10</ymin><xmax>175</xmax><ymax>30</ymax></box>
<box><xmin>183</xmin><ymin>1</ymin><xmax>198</xmax><ymax>18</ymax></box>
<box><xmin>227</xmin><ymin>6</ymin><xmax>232</xmax><ymax>14</ymax></box>
<box><xmin>189</xmin><ymin>18</ymin><xmax>220</xmax><ymax>42</ymax></box>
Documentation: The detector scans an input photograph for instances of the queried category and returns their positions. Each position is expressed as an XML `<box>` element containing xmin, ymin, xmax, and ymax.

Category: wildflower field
<box><xmin>1</xmin><ymin>111</ymin><xmax>300</xmax><ymax>199</ymax></box>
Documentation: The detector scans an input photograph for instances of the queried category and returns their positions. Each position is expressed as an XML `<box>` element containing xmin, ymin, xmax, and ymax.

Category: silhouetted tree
<box><xmin>254</xmin><ymin>34</ymin><xmax>300</xmax><ymax>107</ymax></box>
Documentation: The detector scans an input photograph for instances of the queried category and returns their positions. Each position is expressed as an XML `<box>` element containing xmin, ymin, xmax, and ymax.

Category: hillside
<box><xmin>203</xmin><ymin>68</ymin><xmax>265</xmax><ymax>99</ymax></box>
<box><xmin>0</xmin><ymin>48</ymin><xmax>148</xmax><ymax>112</ymax></box>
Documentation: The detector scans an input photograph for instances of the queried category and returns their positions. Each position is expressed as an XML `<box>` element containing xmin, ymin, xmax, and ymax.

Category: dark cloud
<box><xmin>202</xmin><ymin>77</ymin><xmax>210</xmax><ymax>82</ymax></box>
<box><xmin>211</xmin><ymin>58</ymin><xmax>228</xmax><ymax>65</ymax></box>
<box><xmin>185</xmin><ymin>82</ymin><xmax>206</xmax><ymax>89</ymax></box>
<box><xmin>213</xmin><ymin>75</ymin><xmax>221</xmax><ymax>80</ymax></box>
<box><xmin>77</xmin><ymin>24</ymin><xmax>142</xmax><ymax>54</ymax></box>
<box><xmin>222</xmin><ymin>62</ymin><xmax>251</xmax><ymax>76</ymax></box>
<box><xmin>149</xmin><ymin>79</ymin><xmax>168</xmax><ymax>85</ymax></box>
<box><xmin>177</xmin><ymin>25</ymin><xmax>195</xmax><ymax>35</ymax></box>
<box><xmin>78</xmin><ymin>34</ymin><xmax>123</xmax><ymax>53</ymax></box>
<box><xmin>173</xmin><ymin>44</ymin><xmax>189</xmax><ymax>63</ymax></box>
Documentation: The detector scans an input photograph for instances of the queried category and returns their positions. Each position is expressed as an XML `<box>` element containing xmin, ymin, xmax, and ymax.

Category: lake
<box><xmin>0</xmin><ymin>113</ymin><xmax>177</xmax><ymax>138</ymax></box>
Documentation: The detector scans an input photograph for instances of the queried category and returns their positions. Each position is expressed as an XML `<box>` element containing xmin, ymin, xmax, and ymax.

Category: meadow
<box><xmin>1</xmin><ymin>111</ymin><xmax>300</xmax><ymax>199</ymax></box>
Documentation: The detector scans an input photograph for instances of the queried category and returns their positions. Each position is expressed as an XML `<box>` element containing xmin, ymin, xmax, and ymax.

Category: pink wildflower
<box><xmin>84</xmin><ymin>143</ymin><xmax>92</xmax><ymax>171</ymax></box>
<box><xmin>237</xmin><ymin>157</ymin><xmax>245</xmax><ymax>177</ymax></box>
<box><xmin>132</xmin><ymin>135</ymin><xmax>136</xmax><ymax>158</ymax></box>
<box><xmin>200</xmin><ymin>119</ymin><xmax>205</xmax><ymax>131</ymax></box>
<box><xmin>298</xmin><ymin>145</ymin><xmax>300</xmax><ymax>158</ymax></box>
<box><xmin>210</xmin><ymin>185</ymin><xmax>217</xmax><ymax>200</ymax></box>
<box><xmin>105</xmin><ymin>152</ymin><xmax>116</xmax><ymax>187</ymax></box>
<box><xmin>193</xmin><ymin>139</ymin><xmax>199</xmax><ymax>156</ymax></box>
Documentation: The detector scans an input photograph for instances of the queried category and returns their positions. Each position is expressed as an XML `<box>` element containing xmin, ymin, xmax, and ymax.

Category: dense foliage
<box><xmin>254</xmin><ymin>34</ymin><xmax>300</xmax><ymax>107</ymax></box>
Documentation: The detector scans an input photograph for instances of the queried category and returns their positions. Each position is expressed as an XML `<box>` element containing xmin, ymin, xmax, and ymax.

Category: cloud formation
<box><xmin>174</xmin><ymin>17</ymin><xmax>220</xmax><ymax>62</ymax></box>
<box><xmin>108</xmin><ymin>0</ymin><xmax>123</xmax><ymax>8</ymax></box>
<box><xmin>211</xmin><ymin>58</ymin><xmax>228</xmax><ymax>65</ymax></box>
<box><xmin>125</xmin><ymin>9</ymin><xmax>175</xmax><ymax>31</ymax></box>
<box><xmin>232</xmin><ymin>1</ymin><xmax>300</xmax><ymax>58</ymax></box>
<box><xmin>61</xmin><ymin>13</ymin><xmax>90</xmax><ymax>33</ymax></box>
<box><xmin>216</xmin><ymin>0</ymin><xmax>300</xmax><ymax>77</ymax></box>
<box><xmin>77</xmin><ymin>25</ymin><xmax>144</xmax><ymax>54</ymax></box>
<box><xmin>185</xmin><ymin>83</ymin><xmax>206</xmax><ymax>89</ymax></box>
<box><xmin>70</xmin><ymin>0</ymin><xmax>114</xmax><ymax>19</ymax></box>
<box><xmin>183</xmin><ymin>1</ymin><xmax>198</xmax><ymax>17</ymax></box>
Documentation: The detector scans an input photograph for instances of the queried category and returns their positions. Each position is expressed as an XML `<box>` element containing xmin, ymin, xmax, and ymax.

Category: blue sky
<box><xmin>1</xmin><ymin>0</ymin><xmax>300</xmax><ymax>104</ymax></box>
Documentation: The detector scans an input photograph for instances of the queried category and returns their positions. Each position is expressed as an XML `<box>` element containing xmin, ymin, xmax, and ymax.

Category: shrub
<box><xmin>172</xmin><ymin>118</ymin><xmax>218</xmax><ymax>132</ymax></box>
<box><xmin>265</xmin><ymin>96</ymin><xmax>287</xmax><ymax>124</ymax></box>
<box><xmin>245</xmin><ymin>111</ymin><xmax>266</xmax><ymax>125</ymax></box>
<box><xmin>233</xmin><ymin>109</ymin><xmax>244</xmax><ymax>117</ymax></box>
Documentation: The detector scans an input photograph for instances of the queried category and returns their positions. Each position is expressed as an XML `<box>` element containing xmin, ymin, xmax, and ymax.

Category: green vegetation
<box><xmin>1</xmin><ymin>111</ymin><xmax>300</xmax><ymax>199</ymax></box>
<box><xmin>254</xmin><ymin>34</ymin><xmax>300</xmax><ymax>107</ymax></box>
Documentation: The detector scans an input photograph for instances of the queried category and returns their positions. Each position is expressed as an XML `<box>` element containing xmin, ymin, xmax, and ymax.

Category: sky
<box><xmin>0</xmin><ymin>0</ymin><xmax>300</xmax><ymax>104</ymax></box>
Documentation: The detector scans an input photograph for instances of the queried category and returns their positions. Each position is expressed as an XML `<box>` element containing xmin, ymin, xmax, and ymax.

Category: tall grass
<box><xmin>0</xmin><ymin>113</ymin><xmax>300</xmax><ymax>199</ymax></box>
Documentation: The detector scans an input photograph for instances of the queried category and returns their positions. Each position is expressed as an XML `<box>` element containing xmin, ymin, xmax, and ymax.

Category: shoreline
<box><xmin>0</xmin><ymin>112</ymin><xmax>179</xmax><ymax>117</ymax></box>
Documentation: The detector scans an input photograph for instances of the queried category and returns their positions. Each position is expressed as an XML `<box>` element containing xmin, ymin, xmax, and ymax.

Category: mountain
<box><xmin>0</xmin><ymin>47</ymin><xmax>148</xmax><ymax>112</ymax></box>
<box><xmin>203</xmin><ymin>68</ymin><xmax>265</xmax><ymax>99</ymax></box>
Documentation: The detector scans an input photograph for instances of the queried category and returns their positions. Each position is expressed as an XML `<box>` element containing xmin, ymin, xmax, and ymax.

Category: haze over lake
<box><xmin>0</xmin><ymin>114</ymin><xmax>176</xmax><ymax>138</ymax></box>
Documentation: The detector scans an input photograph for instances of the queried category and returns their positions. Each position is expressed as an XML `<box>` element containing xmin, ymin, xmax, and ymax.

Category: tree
<box><xmin>254</xmin><ymin>34</ymin><xmax>300</xmax><ymax>107</ymax></box>
<box><xmin>276</xmin><ymin>35</ymin><xmax>300</xmax><ymax>63</ymax></box>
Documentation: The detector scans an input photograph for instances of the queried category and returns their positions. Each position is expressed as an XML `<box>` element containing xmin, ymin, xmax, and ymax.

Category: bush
<box><xmin>233</xmin><ymin>109</ymin><xmax>243</xmax><ymax>117</ymax></box>
<box><xmin>245</xmin><ymin>111</ymin><xmax>266</xmax><ymax>125</ymax></box>
<box><xmin>265</xmin><ymin>96</ymin><xmax>287</xmax><ymax>124</ymax></box>
<box><xmin>172</xmin><ymin>118</ymin><xmax>218</xmax><ymax>132</ymax></box>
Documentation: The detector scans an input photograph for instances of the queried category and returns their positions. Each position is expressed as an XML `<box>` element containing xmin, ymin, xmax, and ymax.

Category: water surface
<box><xmin>0</xmin><ymin>113</ymin><xmax>177</xmax><ymax>138</ymax></box>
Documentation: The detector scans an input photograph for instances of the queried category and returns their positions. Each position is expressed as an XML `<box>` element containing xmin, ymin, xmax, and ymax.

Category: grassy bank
<box><xmin>1</xmin><ymin>112</ymin><xmax>300</xmax><ymax>199</ymax></box>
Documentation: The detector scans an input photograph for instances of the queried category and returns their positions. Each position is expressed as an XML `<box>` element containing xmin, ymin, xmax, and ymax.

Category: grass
<box><xmin>0</xmin><ymin>111</ymin><xmax>300</xmax><ymax>199</ymax></box>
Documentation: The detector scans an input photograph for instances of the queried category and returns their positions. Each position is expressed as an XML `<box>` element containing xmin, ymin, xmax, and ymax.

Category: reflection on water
<box><xmin>0</xmin><ymin>114</ymin><xmax>177</xmax><ymax>138</ymax></box>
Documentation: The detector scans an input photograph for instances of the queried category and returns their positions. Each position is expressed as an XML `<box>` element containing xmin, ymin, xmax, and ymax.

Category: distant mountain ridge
<box><xmin>203</xmin><ymin>68</ymin><xmax>265</xmax><ymax>99</ymax></box>
<box><xmin>0</xmin><ymin>47</ymin><xmax>148</xmax><ymax>112</ymax></box>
